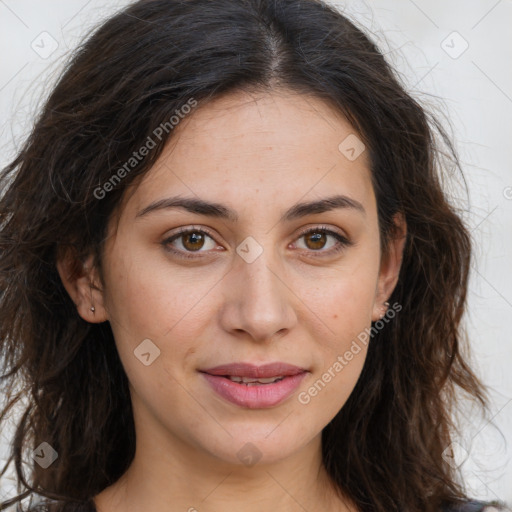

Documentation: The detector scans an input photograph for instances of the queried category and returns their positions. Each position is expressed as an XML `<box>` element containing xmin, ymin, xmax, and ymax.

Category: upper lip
<box><xmin>200</xmin><ymin>362</ymin><xmax>307</xmax><ymax>378</ymax></box>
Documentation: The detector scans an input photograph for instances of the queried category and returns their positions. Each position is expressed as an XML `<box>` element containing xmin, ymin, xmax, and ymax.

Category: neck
<box><xmin>93</xmin><ymin>421</ymin><xmax>354</xmax><ymax>512</ymax></box>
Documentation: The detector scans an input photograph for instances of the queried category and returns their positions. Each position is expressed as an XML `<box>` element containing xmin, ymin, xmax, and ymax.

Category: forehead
<box><xmin>124</xmin><ymin>89</ymin><xmax>375</xmax><ymax>221</ymax></box>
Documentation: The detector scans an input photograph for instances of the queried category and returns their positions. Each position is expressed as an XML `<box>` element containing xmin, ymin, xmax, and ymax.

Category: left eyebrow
<box><xmin>282</xmin><ymin>194</ymin><xmax>366</xmax><ymax>221</ymax></box>
<box><xmin>135</xmin><ymin>194</ymin><xmax>366</xmax><ymax>222</ymax></box>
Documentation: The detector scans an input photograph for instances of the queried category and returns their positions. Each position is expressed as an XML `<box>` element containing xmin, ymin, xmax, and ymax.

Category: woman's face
<box><xmin>65</xmin><ymin>89</ymin><xmax>404</xmax><ymax>467</ymax></box>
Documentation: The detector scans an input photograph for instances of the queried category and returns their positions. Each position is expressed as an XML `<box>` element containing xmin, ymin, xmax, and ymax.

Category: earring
<box><xmin>89</xmin><ymin>283</ymin><xmax>95</xmax><ymax>313</ymax></box>
<box><xmin>380</xmin><ymin>301</ymin><xmax>390</xmax><ymax>319</ymax></box>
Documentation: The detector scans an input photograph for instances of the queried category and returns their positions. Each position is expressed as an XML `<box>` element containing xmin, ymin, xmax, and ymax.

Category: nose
<box><xmin>218</xmin><ymin>248</ymin><xmax>298</xmax><ymax>344</ymax></box>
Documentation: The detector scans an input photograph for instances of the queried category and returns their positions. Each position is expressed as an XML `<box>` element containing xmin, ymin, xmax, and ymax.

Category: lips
<box><xmin>201</xmin><ymin>362</ymin><xmax>306</xmax><ymax>378</ymax></box>
<box><xmin>199</xmin><ymin>362</ymin><xmax>308</xmax><ymax>409</ymax></box>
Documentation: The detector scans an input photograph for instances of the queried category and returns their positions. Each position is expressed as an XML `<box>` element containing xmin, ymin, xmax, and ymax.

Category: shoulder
<box><xmin>24</xmin><ymin>498</ymin><xmax>96</xmax><ymax>512</ymax></box>
<box><xmin>443</xmin><ymin>500</ymin><xmax>511</xmax><ymax>512</ymax></box>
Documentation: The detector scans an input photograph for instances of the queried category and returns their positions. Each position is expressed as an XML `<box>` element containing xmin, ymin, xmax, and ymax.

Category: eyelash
<box><xmin>161</xmin><ymin>225</ymin><xmax>353</xmax><ymax>260</ymax></box>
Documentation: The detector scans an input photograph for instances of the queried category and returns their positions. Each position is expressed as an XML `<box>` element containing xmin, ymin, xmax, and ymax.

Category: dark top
<box><xmin>24</xmin><ymin>498</ymin><xmax>504</xmax><ymax>511</ymax></box>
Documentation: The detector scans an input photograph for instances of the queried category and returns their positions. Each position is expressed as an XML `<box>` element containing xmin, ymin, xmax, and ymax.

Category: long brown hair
<box><xmin>0</xmin><ymin>0</ymin><xmax>494</xmax><ymax>510</ymax></box>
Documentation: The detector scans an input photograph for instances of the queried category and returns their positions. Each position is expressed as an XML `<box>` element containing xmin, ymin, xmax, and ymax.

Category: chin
<box><xmin>194</xmin><ymin>422</ymin><xmax>317</xmax><ymax>467</ymax></box>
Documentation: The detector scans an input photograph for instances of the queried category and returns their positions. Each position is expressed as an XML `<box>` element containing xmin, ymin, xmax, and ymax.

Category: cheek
<box><xmin>101</xmin><ymin>244</ymin><xmax>219</xmax><ymax>396</ymax></box>
<box><xmin>303</xmin><ymin>244</ymin><xmax>380</xmax><ymax>346</ymax></box>
<box><xmin>103</xmin><ymin>240</ymin><xmax>218</xmax><ymax>339</ymax></box>
<box><xmin>298</xmin><ymin>245</ymin><xmax>379</xmax><ymax>408</ymax></box>
<box><xmin>329</xmin><ymin>271</ymin><xmax>377</xmax><ymax>340</ymax></box>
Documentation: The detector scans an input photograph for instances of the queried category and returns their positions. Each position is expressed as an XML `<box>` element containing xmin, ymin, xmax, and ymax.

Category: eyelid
<box><xmin>161</xmin><ymin>225</ymin><xmax>223</xmax><ymax>260</ymax></box>
<box><xmin>161</xmin><ymin>224</ymin><xmax>353</xmax><ymax>259</ymax></box>
<box><xmin>295</xmin><ymin>224</ymin><xmax>350</xmax><ymax>242</ymax></box>
<box><xmin>292</xmin><ymin>225</ymin><xmax>353</xmax><ymax>254</ymax></box>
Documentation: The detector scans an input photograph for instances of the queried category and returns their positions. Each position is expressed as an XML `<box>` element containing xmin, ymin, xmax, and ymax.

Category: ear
<box><xmin>56</xmin><ymin>246</ymin><xmax>109</xmax><ymax>323</ymax></box>
<box><xmin>371</xmin><ymin>212</ymin><xmax>407</xmax><ymax>322</ymax></box>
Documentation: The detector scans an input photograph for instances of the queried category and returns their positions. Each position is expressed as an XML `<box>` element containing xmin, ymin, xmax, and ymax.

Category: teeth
<box><xmin>257</xmin><ymin>377</ymin><xmax>284</xmax><ymax>384</ymax></box>
<box><xmin>227</xmin><ymin>376</ymin><xmax>285</xmax><ymax>384</ymax></box>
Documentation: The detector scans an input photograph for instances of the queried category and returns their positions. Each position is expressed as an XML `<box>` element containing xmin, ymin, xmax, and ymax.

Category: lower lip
<box><xmin>201</xmin><ymin>372</ymin><xmax>307</xmax><ymax>409</ymax></box>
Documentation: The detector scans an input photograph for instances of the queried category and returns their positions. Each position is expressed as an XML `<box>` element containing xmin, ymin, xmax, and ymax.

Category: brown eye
<box><xmin>181</xmin><ymin>231</ymin><xmax>206</xmax><ymax>251</ymax></box>
<box><xmin>295</xmin><ymin>226</ymin><xmax>352</xmax><ymax>256</ymax></box>
<box><xmin>162</xmin><ymin>227</ymin><xmax>220</xmax><ymax>259</ymax></box>
<box><xmin>303</xmin><ymin>231</ymin><xmax>328</xmax><ymax>250</ymax></box>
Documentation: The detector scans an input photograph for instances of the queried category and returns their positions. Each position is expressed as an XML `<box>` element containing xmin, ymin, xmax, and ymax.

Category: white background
<box><xmin>0</xmin><ymin>0</ymin><xmax>511</xmax><ymax>506</ymax></box>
